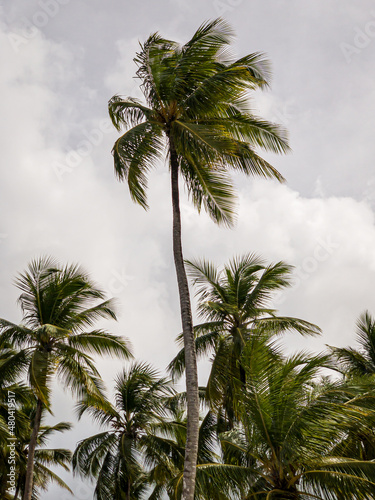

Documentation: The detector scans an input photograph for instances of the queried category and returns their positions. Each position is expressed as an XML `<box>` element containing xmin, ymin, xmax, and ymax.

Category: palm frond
<box><xmin>112</xmin><ymin>121</ymin><xmax>165</xmax><ymax>209</ymax></box>
<box><xmin>68</xmin><ymin>330</ymin><xmax>132</xmax><ymax>359</ymax></box>
<box><xmin>108</xmin><ymin>95</ymin><xmax>155</xmax><ymax>130</ymax></box>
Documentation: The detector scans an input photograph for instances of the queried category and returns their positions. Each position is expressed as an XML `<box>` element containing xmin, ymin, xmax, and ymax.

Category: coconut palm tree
<box><xmin>0</xmin><ymin>256</ymin><xmax>132</xmax><ymax>500</ymax></box>
<box><xmin>73</xmin><ymin>362</ymin><xmax>175</xmax><ymax>499</ymax></box>
<box><xmin>108</xmin><ymin>18</ymin><xmax>289</xmax><ymax>498</ymax></box>
<box><xmin>219</xmin><ymin>340</ymin><xmax>375</xmax><ymax>499</ymax></box>
<box><xmin>168</xmin><ymin>254</ymin><xmax>320</xmax><ymax>426</ymax></box>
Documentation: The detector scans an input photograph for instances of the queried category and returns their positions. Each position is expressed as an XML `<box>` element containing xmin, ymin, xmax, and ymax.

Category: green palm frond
<box><xmin>68</xmin><ymin>329</ymin><xmax>132</xmax><ymax>359</ymax></box>
<box><xmin>35</xmin><ymin>448</ymin><xmax>72</xmax><ymax>469</ymax></box>
<box><xmin>113</xmin><ymin>121</ymin><xmax>165</xmax><ymax>209</ymax></box>
<box><xmin>179</xmin><ymin>153</ymin><xmax>236</xmax><ymax>226</ymax></box>
<box><xmin>28</xmin><ymin>349</ymin><xmax>51</xmax><ymax>405</ymax></box>
<box><xmin>331</xmin><ymin>311</ymin><xmax>375</xmax><ymax>378</ymax></box>
<box><xmin>0</xmin><ymin>320</ymin><xmax>35</xmax><ymax>349</ymax></box>
<box><xmin>32</xmin><ymin>462</ymin><xmax>73</xmax><ymax>493</ymax></box>
<box><xmin>56</xmin><ymin>353</ymin><xmax>105</xmax><ymax>398</ymax></box>
<box><xmin>0</xmin><ymin>347</ymin><xmax>30</xmax><ymax>387</ymax></box>
<box><xmin>108</xmin><ymin>95</ymin><xmax>155</xmax><ymax>130</ymax></box>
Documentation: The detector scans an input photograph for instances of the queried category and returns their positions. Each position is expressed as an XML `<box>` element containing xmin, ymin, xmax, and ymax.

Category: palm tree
<box><xmin>108</xmin><ymin>18</ymin><xmax>289</xmax><ymax>497</ymax></box>
<box><xmin>73</xmin><ymin>362</ymin><xmax>174</xmax><ymax>499</ymax></box>
<box><xmin>0</xmin><ymin>256</ymin><xmax>132</xmax><ymax>500</ymax></box>
<box><xmin>219</xmin><ymin>340</ymin><xmax>375</xmax><ymax>499</ymax></box>
<box><xmin>168</xmin><ymin>254</ymin><xmax>320</xmax><ymax>426</ymax></box>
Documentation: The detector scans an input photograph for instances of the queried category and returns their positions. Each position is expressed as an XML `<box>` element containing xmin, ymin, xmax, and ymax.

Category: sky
<box><xmin>1</xmin><ymin>0</ymin><xmax>375</xmax><ymax>497</ymax></box>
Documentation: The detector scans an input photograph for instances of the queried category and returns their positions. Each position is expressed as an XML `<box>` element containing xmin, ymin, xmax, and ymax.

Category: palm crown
<box><xmin>169</xmin><ymin>254</ymin><xmax>321</xmax><ymax>420</ymax></box>
<box><xmin>108</xmin><ymin>18</ymin><xmax>289</xmax><ymax>226</ymax></box>
<box><xmin>0</xmin><ymin>256</ymin><xmax>132</xmax><ymax>405</ymax></box>
<box><xmin>73</xmin><ymin>362</ymin><xmax>174</xmax><ymax>499</ymax></box>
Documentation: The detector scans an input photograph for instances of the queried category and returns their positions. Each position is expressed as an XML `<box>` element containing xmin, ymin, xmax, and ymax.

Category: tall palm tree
<box><xmin>0</xmin><ymin>256</ymin><xmax>132</xmax><ymax>500</ymax></box>
<box><xmin>108</xmin><ymin>19</ymin><xmax>289</xmax><ymax>497</ymax></box>
<box><xmin>169</xmin><ymin>254</ymin><xmax>320</xmax><ymax>425</ymax></box>
<box><xmin>73</xmin><ymin>362</ymin><xmax>174</xmax><ymax>499</ymax></box>
<box><xmin>220</xmin><ymin>340</ymin><xmax>375</xmax><ymax>499</ymax></box>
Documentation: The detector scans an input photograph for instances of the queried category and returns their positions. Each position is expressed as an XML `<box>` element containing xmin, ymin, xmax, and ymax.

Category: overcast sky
<box><xmin>1</xmin><ymin>1</ymin><xmax>375</xmax><ymax>498</ymax></box>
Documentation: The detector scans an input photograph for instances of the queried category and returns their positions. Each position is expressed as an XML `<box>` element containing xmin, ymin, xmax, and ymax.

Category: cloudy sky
<box><xmin>1</xmin><ymin>0</ymin><xmax>375</xmax><ymax>497</ymax></box>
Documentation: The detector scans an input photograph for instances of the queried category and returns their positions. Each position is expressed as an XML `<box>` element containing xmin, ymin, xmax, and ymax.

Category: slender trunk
<box><xmin>22</xmin><ymin>398</ymin><xmax>43</xmax><ymax>500</ymax></box>
<box><xmin>169</xmin><ymin>137</ymin><xmax>199</xmax><ymax>500</ymax></box>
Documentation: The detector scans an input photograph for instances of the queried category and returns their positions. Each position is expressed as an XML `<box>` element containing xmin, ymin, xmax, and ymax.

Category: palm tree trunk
<box><xmin>22</xmin><ymin>398</ymin><xmax>43</xmax><ymax>500</ymax></box>
<box><xmin>169</xmin><ymin>137</ymin><xmax>199</xmax><ymax>500</ymax></box>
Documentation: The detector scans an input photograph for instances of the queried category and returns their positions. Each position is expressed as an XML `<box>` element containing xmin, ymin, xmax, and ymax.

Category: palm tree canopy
<box><xmin>73</xmin><ymin>362</ymin><xmax>175</xmax><ymax>499</ymax></box>
<box><xmin>0</xmin><ymin>256</ymin><xmax>132</xmax><ymax>406</ymax></box>
<box><xmin>220</xmin><ymin>340</ymin><xmax>375</xmax><ymax>499</ymax></box>
<box><xmin>168</xmin><ymin>253</ymin><xmax>320</xmax><ymax>383</ymax></box>
<box><xmin>108</xmin><ymin>18</ymin><xmax>289</xmax><ymax>227</ymax></box>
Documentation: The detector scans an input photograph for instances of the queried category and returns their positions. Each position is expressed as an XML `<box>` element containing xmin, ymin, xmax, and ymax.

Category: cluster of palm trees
<box><xmin>2</xmin><ymin>16</ymin><xmax>375</xmax><ymax>499</ymax></box>
<box><xmin>1</xmin><ymin>255</ymin><xmax>375</xmax><ymax>499</ymax></box>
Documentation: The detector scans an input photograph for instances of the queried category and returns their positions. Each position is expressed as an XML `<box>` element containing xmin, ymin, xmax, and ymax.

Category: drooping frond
<box><xmin>108</xmin><ymin>95</ymin><xmax>155</xmax><ymax>131</ymax></box>
<box><xmin>68</xmin><ymin>330</ymin><xmax>132</xmax><ymax>359</ymax></box>
<box><xmin>179</xmin><ymin>153</ymin><xmax>236</xmax><ymax>226</ymax></box>
<box><xmin>112</xmin><ymin>121</ymin><xmax>165</xmax><ymax>209</ymax></box>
